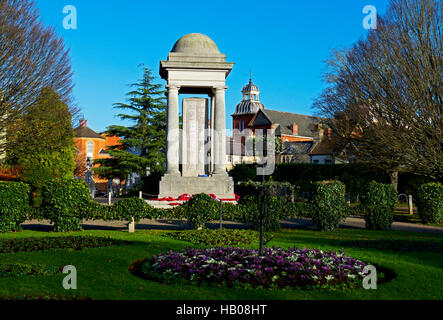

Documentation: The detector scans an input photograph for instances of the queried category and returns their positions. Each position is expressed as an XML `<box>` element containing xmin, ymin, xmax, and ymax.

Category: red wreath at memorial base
<box><xmin>151</xmin><ymin>193</ymin><xmax>240</xmax><ymax>203</ymax></box>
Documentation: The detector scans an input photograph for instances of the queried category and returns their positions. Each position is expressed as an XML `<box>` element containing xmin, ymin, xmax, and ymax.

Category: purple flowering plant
<box><xmin>142</xmin><ymin>247</ymin><xmax>369</xmax><ymax>289</ymax></box>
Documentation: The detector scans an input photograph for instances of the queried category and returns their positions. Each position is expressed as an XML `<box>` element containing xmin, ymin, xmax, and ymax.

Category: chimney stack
<box><xmin>318</xmin><ymin>123</ymin><xmax>324</xmax><ymax>140</ymax></box>
<box><xmin>291</xmin><ymin>123</ymin><xmax>298</xmax><ymax>135</ymax></box>
<box><xmin>325</xmin><ymin>128</ymin><xmax>332</xmax><ymax>138</ymax></box>
<box><xmin>79</xmin><ymin>119</ymin><xmax>87</xmax><ymax>127</ymax></box>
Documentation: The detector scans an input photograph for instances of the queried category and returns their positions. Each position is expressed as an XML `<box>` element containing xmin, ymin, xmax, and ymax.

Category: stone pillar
<box><xmin>213</xmin><ymin>86</ymin><xmax>227</xmax><ymax>175</ymax></box>
<box><xmin>210</xmin><ymin>94</ymin><xmax>215</xmax><ymax>174</ymax></box>
<box><xmin>166</xmin><ymin>85</ymin><xmax>180</xmax><ymax>175</ymax></box>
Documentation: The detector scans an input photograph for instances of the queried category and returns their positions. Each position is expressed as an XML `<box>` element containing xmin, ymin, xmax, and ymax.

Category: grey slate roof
<box><xmin>309</xmin><ymin>139</ymin><xmax>335</xmax><ymax>156</ymax></box>
<box><xmin>74</xmin><ymin>126</ymin><xmax>105</xmax><ymax>140</ymax></box>
<box><xmin>251</xmin><ymin>109</ymin><xmax>325</xmax><ymax>138</ymax></box>
<box><xmin>281</xmin><ymin>141</ymin><xmax>315</xmax><ymax>155</ymax></box>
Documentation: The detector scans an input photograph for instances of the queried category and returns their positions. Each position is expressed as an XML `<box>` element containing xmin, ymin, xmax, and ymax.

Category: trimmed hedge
<box><xmin>0</xmin><ymin>181</ymin><xmax>31</xmax><ymax>232</ymax></box>
<box><xmin>0</xmin><ymin>236</ymin><xmax>124</xmax><ymax>253</ymax></box>
<box><xmin>360</xmin><ymin>182</ymin><xmax>397</xmax><ymax>230</ymax></box>
<box><xmin>156</xmin><ymin>193</ymin><xmax>312</xmax><ymax>231</ymax></box>
<box><xmin>229</xmin><ymin>163</ymin><xmax>441</xmax><ymax>201</ymax></box>
<box><xmin>0</xmin><ymin>263</ymin><xmax>60</xmax><ymax>278</ymax></box>
<box><xmin>416</xmin><ymin>182</ymin><xmax>443</xmax><ymax>224</ymax></box>
<box><xmin>163</xmin><ymin>229</ymin><xmax>270</xmax><ymax>246</ymax></box>
<box><xmin>230</xmin><ymin>163</ymin><xmax>391</xmax><ymax>201</ymax></box>
<box><xmin>310</xmin><ymin>181</ymin><xmax>348</xmax><ymax>231</ymax></box>
<box><xmin>236</xmin><ymin>196</ymin><xmax>281</xmax><ymax>232</ymax></box>
<box><xmin>41</xmin><ymin>178</ymin><xmax>93</xmax><ymax>232</ymax></box>
<box><xmin>89</xmin><ymin>198</ymin><xmax>159</xmax><ymax>223</ymax></box>
<box><xmin>110</xmin><ymin>197</ymin><xmax>153</xmax><ymax>223</ymax></box>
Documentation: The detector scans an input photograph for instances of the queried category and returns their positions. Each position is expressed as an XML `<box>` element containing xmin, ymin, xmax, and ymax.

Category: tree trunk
<box><xmin>389</xmin><ymin>171</ymin><xmax>398</xmax><ymax>192</ymax></box>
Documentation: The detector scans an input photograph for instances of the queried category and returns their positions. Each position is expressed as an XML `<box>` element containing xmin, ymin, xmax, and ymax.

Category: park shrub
<box><xmin>228</xmin><ymin>164</ymin><xmax>257</xmax><ymax>183</ymax></box>
<box><xmin>310</xmin><ymin>180</ymin><xmax>348</xmax><ymax>231</ymax></box>
<box><xmin>163</xmin><ymin>229</ymin><xmax>270</xmax><ymax>246</ymax></box>
<box><xmin>231</xmin><ymin>163</ymin><xmax>433</xmax><ymax>200</ymax></box>
<box><xmin>0</xmin><ymin>181</ymin><xmax>31</xmax><ymax>232</ymax></box>
<box><xmin>109</xmin><ymin>197</ymin><xmax>153</xmax><ymax>223</ymax></box>
<box><xmin>0</xmin><ymin>263</ymin><xmax>61</xmax><ymax>278</ymax></box>
<box><xmin>234</xmin><ymin>196</ymin><xmax>281</xmax><ymax>232</ymax></box>
<box><xmin>220</xmin><ymin>202</ymin><xmax>244</xmax><ymax>222</ymax></box>
<box><xmin>284</xmin><ymin>201</ymin><xmax>313</xmax><ymax>219</ymax></box>
<box><xmin>0</xmin><ymin>236</ymin><xmax>125</xmax><ymax>253</ymax></box>
<box><xmin>180</xmin><ymin>193</ymin><xmax>219</xmax><ymax>229</ymax></box>
<box><xmin>158</xmin><ymin>206</ymin><xmax>183</xmax><ymax>220</ymax></box>
<box><xmin>41</xmin><ymin>178</ymin><xmax>94</xmax><ymax>232</ymax></box>
<box><xmin>19</xmin><ymin>148</ymin><xmax>75</xmax><ymax>208</ymax></box>
<box><xmin>88</xmin><ymin>198</ymin><xmax>157</xmax><ymax>222</ymax></box>
<box><xmin>416</xmin><ymin>182</ymin><xmax>443</xmax><ymax>224</ymax></box>
<box><xmin>360</xmin><ymin>182</ymin><xmax>397</xmax><ymax>230</ymax></box>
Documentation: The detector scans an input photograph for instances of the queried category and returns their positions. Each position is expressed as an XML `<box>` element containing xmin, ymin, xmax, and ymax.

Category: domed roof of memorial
<box><xmin>171</xmin><ymin>33</ymin><xmax>221</xmax><ymax>55</ymax></box>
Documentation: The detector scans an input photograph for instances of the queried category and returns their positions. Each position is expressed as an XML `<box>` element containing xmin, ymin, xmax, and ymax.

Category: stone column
<box><xmin>213</xmin><ymin>86</ymin><xmax>227</xmax><ymax>175</ymax></box>
<box><xmin>210</xmin><ymin>94</ymin><xmax>215</xmax><ymax>174</ymax></box>
<box><xmin>166</xmin><ymin>85</ymin><xmax>180</xmax><ymax>175</ymax></box>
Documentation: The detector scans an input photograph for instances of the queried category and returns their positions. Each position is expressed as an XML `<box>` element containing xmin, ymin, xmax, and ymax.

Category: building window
<box><xmin>86</xmin><ymin>142</ymin><xmax>94</xmax><ymax>158</ymax></box>
<box><xmin>325</xmin><ymin>159</ymin><xmax>333</xmax><ymax>164</ymax></box>
<box><xmin>313</xmin><ymin>160</ymin><xmax>319</xmax><ymax>164</ymax></box>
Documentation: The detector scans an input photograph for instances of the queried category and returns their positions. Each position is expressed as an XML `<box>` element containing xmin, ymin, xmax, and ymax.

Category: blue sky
<box><xmin>34</xmin><ymin>0</ymin><xmax>389</xmax><ymax>132</ymax></box>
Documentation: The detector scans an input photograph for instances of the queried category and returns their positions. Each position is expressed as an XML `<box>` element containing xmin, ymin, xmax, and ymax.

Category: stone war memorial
<box><xmin>158</xmin><ymin>33</ymin><xmax>236</xmax><ymax>199</ymax></box>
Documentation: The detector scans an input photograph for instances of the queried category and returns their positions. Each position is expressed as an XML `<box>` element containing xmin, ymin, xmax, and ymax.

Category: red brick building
<box><xmin>230</xmin><ymin>79</ymin><xmax>333</xmax><ymax>164</ymax></box>
<box><xmin>73</xmin><ymin>119</ymin><xmax>122</xmax><ymax>194</ymax></box>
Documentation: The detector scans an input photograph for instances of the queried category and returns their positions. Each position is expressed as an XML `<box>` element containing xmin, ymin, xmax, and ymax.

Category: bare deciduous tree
<box><xmin>314</xmin><ymin>0</ymin><xmax>442</xmax><ymax>189</ymax></box>
<box><xmin>0</xmin><ymin>0</ymin><xmax>76</xmax><ymax>155</ymax></box>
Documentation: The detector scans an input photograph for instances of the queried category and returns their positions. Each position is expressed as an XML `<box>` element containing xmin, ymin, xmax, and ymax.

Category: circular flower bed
<box><xmin>142</xmin><ymin>247</ymin><xmax>369</xmax><ymax>289</ymax></box>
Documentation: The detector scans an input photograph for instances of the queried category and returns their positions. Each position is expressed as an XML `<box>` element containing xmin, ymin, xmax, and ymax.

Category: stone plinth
<box><xmin>158</xmin><ymin>174</ymin><xmax>235</xmax><ymax>199</ymax></box>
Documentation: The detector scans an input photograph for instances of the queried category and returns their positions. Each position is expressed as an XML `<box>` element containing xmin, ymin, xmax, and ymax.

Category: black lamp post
<box><xmin>85</xmin><ymin>157</ymin><xmax>94</xmax><ymax>197</ymax></box>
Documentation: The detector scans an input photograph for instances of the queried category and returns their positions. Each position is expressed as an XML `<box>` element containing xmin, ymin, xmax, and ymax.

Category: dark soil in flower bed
<box><xmin>0</xmin><ymin>263</ymin><xmax>61</xmax><ymax>278</ymax></box>
<box><xmin>141</xmin><ymin>247</ymin><xmax>374</xmax><ymax>290</ymax></box>
<box><xmin>340</xmin><ymin>239</ymin><xmax>443</xmax><ymax>253</ymax></box>
<box><xmin>163</xmin><ymin>229</ymin><xmax>274</xmax><ymax>246</ymax></box>
<box><xmin>0</xmin><ymin>236</ymin><xmax>129</xmax><ymax>253</ymax></box>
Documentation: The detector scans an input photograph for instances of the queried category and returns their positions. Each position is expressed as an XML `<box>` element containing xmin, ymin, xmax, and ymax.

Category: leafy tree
<box><xmin>0</xmin><ymin>0</ymin><xmax>76</xmax><ymax>156</ymax></box>
<box><xmin>7</xmin><ymin>87</ymin><xmax>75</xmax><ymax>205</ymax></box>
<box><xmin>94</xmin><ymin>67</ymin><xmax>166</xmax><ymax>181</ymax></box>
<box><xmin>313</xmin><ymin>0</ymin><xmax>442</xmax><ymax>189</ymax></box>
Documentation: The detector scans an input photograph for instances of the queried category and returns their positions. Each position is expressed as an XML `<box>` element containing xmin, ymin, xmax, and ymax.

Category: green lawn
<box><xmin>394</xmin><ymin>212</ymin><xmax>442</xmax><ymax>227</ymax></box>
<box><xmin>0</xmin><ymin>227</ymin><xmax>442</xmax><ymax>300</ymax></box>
